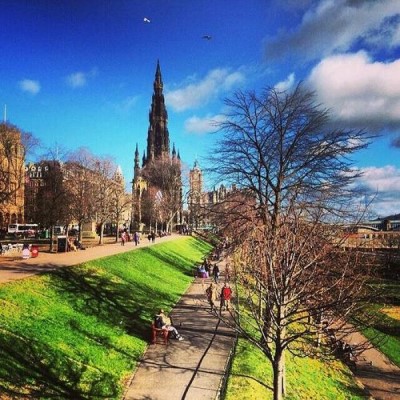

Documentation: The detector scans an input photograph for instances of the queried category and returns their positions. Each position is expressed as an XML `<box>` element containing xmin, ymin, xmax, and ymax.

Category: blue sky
<box><xmin>1</xmin><ymin>0</ymin><xmax>399</xmax><ymax>217</ymax></box>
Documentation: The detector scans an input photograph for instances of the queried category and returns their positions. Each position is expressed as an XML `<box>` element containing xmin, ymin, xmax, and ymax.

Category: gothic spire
<box><xmin>146</xmin><ymin>60</ymin><xmax>170</xmax><ymax>163</ymax></box>
<box><xmin>172</xmin><ymin>143</ymin><xmax>176</xmax><ymax>159</ymax></box>
<box><xmin>134</xmin><ymin>143</ymin><xmax>140</xmax><ymax>168</ymax></box>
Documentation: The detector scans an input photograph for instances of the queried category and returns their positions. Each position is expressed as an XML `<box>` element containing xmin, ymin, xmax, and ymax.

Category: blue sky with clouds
<box><xmin>0</xmin><ymin>0</ymin><xmax>399</xmax><ymax>217</ymax></box>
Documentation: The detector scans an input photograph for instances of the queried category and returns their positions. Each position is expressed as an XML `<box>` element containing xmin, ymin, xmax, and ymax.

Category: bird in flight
<box><xmin>202</xmin><ymin>35</ymin><xmax>212</xmax><ymax>40</ymax></box>
<box><xmin>144</xmin><ymin>17</ymin><xmax>151</xmax><ymax>23</ymax></box>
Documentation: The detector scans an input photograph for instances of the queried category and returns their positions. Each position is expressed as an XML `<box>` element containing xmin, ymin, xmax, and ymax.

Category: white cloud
<box><xmin>264</xmin><ymin>0</ymin><xmax>400</xmax><ymax>63</ymax></box>
<box><xmin>67</xmin><ymin>72</ymin><xmax>86</xmax><ymax>88</ymax></box>
<box><xmin>184</xmin><ymin>114</ymin><xmax>227</xmax><ymax>134</ymax></box>
<box><xmin>66</xmin><ymin>68</ymin><xmax>98</xmax><ymax>88</ymax></box>
<box><xmin>115</xmin><ymin>96</ymin><xmax>139</xmax><ymax>113</ymax></box>
<box><xmin>357</xmin><ymin>165</ymin><xmax>400</xmax><ymax>216</ymax></box>
<box><xmin>166</xmin><ymin>68</ymin><xmax>245</xmax><ymax>112</ymax></box>
<box><xmin>19</xmin><ymin>79</ymin><xmax>40</xmax><ymax>95</ymax></box>
<box><xmin>307</xmin><ymin>51</ymin><xmax>400</xmax><ymax>129</ymax></box>
<box><xmin>360</xmin><ymin>165</ymin><xmax>400</xmax><ymax>192</ymax></box>
<box><xmin>275</xmin><ymin>73</ymin><xmax>295</xmax><ymax>92</ymax></box>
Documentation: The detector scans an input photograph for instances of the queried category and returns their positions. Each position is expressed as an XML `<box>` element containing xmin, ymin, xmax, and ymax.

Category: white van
<box><xmin>8</xmin><ymin>223</ymin><xmax>38</xmax><ymax>237</ymax></box>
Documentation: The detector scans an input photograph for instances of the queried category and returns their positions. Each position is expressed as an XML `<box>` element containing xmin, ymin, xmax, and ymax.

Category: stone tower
<box><xmin>189</xmin><ymin>160</ymin><xmax>203</xmax><ymax>229</ymax></box>
<box><xmin>132</xmin><ymin>61</ymin><xmax>182</xmax><ymax>231</ymax></box>
<box><xmin>145</xmin><ymin>60</ymin><xmax>170</xmax><ymax>164</ymax></box>
<box><xmin>189</xmin><ymin>159</ymin><xmax>203</xmax><ymax>199</ymax></box>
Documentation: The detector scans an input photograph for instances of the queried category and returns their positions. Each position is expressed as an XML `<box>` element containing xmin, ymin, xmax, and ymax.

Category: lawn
<box><xmin>223</xmin><ymin>287</ymin><xmax>369</xmax><ymax>400</ymax></box>
<box><xmin>224</xmin><ymin>339</ymin><xmax>368</xmax><ymax>400</ymax></box>
<box><xmin>0</xmin><ymin>236</ymin><xmax>212</xmax><ymax>399</ymax></box>
<box><xmin>362</xmin><ymin>280</ymin><xmax>400</xmax><ymax>367</ymax></box>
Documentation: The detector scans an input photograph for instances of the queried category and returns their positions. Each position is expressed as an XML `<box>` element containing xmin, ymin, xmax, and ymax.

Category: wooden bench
<box><xmin>151</xmin><ymin>323</ymin><xmax>169</xmax><ymax>345</ymax></box>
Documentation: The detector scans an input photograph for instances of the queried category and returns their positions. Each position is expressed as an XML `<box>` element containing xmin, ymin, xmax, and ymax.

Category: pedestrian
<box><xmin>198</xmin><ymin>264</ymin><xmax>208</xmax><ymax>289</ymax></box>
<box><xmin>225</xmin><ymin>263</ymin><xmax>231</xmax><ymax>282</ymax></box>
<box><xmin>212</xmin><ymin>264</ymin><xmax>220</xmax><ymax>284</ymax></box>
<box><xmin>206</xmin><ymin>282</ymin><xmax>218</xmax><ymax>311</ymax></box>
<box><xmin>121</xmin><ymin>231</ymin><xmax>126</xmax><ymax>246</ymax></box>
<box><xmin>151</xmin><ymin>231</ymin><xmax>156</xmax><ymax>242</ymax></box>
<box><xmin>134</xmin><ymin>231</ymin><xmax>140</xmax><ymax>246</ymax></box>
<box><xmin>220</xmin><ymin>283</ymin><xmax>232</xmax><ymax>312</ymax></box>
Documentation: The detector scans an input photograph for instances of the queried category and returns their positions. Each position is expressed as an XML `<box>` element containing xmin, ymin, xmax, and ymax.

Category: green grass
<box><xmin>223</xmin><ymin>285</ymin><xmax>369</xmax><ymax>400</ymax></box>
<box><xmin>0</xmin><ymin>236</ymin><xmax>212</xmax><ymax>399</ymax></box>
<box><xmin>225</xmin><ymin>339</ymin><xmax>368</xmax><ymax>400</ymax></box>
<box><xmin>362</xmin><ymin>280</ymin><xmax>400</xmax><ymax>367</ymax></box>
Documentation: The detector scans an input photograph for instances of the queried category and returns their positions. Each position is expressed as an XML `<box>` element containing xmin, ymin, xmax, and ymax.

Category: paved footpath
<box><xmin>124</xmin><ymin>261</ymin><xmax>235</xmax><ymax>400</ymax></box>
<box><xmin>0</xmin><ymin>235</ymin><xmax>178</xmax><ymax>284</ymax></box>
<box><xmin>344</xmin><ymin>330</ymin><xmax>400</xmax><ymax>400</ymax></box>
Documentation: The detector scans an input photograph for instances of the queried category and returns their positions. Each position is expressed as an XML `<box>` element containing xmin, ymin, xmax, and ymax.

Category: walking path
<box><xmin>344</xmin><ymin>330</ymin><xmax>400</xmax><ymax>400</ymax></box>
<box><xmin>0</xmin><ymin>235</ymin><xmax>177</xmax><ymax>284</ymax></box>
<box><xmin>124</xmin><ymin>260</ymin><xmax>235</xmax><ymax>400</ymax></box>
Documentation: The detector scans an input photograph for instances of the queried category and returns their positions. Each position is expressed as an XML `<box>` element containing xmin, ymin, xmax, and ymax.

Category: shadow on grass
<box><xmin>0</xmin><ymin>330</ymin><xmax>120</xmax><ymax>399</ymax></box>
<box><xmin>0</xmin><ymin>237</ymin><xmax>212</xmax><ymax>398</ymax></box>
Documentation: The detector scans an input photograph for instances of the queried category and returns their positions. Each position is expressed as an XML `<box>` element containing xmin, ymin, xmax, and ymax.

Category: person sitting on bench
<box><xmin>155</xmin><ymin>309</ymin><xmax>184</xmax><ymax>341</ymax></box>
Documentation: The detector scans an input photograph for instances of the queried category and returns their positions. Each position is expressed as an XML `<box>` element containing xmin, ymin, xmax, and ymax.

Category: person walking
<box><xmin>134</xmin><ymin>231</ymin><xmax>140</xmax><ymax>246</ymax></box>
<box><xmin>205</xmin><ymin>282</ymin><xmax>218</xmax><ymax>312</ymax></box>
<box><xmin>212</xmin><ymin>264</ymin><xmax>220</xmax><ymax>284</ymax></box>
<box><xmin>220</xmin><ymin>283</ymin><xmax>232</xmax><ymax>312</ymax></box>
<box><xmin>121</xmin><ymin>231</ymin><xmax>126</xmax><ymax>246</ymax></box>
<box><xmin>225</xmin><ymin>263</ymin><xmax>231</xmax><ymax>282</ymax></box>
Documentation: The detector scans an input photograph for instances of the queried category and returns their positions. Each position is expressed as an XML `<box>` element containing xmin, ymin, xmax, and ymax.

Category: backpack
<box><xmin>154</xmin><ymin>315</ymin><xmax>163</xmax><ymax>329</ymax></box>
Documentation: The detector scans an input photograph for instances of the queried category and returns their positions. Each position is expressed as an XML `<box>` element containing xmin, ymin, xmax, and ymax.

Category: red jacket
<box><xmin>221</xmin><ymin>287</ymin><xmax>232</xmax><ymax>300</ymax></box>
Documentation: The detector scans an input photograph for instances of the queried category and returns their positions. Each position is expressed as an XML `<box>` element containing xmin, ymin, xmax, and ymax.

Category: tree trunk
<box><xmin>98</xmin><ymin>222</ymin><xmax>104</xmax><ymax>244</ymax></box>
<box><xmin>273</xmin><ymin>351</ymin><xmax>286</xmax><ymax>400</ymax></box>
<box><xmin>78</xmin><ymin>222</ymin><xmax>83</xmax><ymax>242</ymax></box>
<box><xmin>115</xmin><ymin>222</ymin><xmax>119</xmax><ymax>243</ymax></box>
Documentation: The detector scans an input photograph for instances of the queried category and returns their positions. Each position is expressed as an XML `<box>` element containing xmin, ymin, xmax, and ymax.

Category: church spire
<box><xmin>146</xmin><ymin>60</ymin><xmax>170</xmax><ymax>164</ymax></box>
<box><xmin>154</xmin><ymin>59</ymin><xmax>163</xmax><ymax>92</ymax></box>
<box><xmin>134</xmin><ymin>143</ymin><xmax>140</xmax><ymax>168</ymax></box>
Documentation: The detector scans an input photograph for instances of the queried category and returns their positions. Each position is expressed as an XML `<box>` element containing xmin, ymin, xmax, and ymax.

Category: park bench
<box><xmin>151</xmin><ymin>323</ymin><xmax>169</xmax><ymax>345</ymax></box>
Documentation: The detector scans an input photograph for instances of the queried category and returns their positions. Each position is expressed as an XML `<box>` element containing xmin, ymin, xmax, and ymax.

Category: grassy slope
<box><xmin>225</xmin><ymin>339</ymin><xmax>368</xmax><ymax>400</ymax></box>
<box><xmin>0</xmin><ymin>237</ymin><xmax>212</xmax><ymax>399</ymax></box>
<box><xmin>363</xmin><ymin>281</ymin><xmax>400</xmax><ymax>367</ymax></box>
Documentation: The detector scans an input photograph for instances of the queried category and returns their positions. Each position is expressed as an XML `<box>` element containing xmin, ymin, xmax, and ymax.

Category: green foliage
<box><xmin>0</xmin><ymin>237</ymin><xmax>212</xmax><ymax>399</ymax></box>
<box><xmin>225</xmin><ymin>339</ymin><xmax>368</xmax><ymax>400</ymax></box>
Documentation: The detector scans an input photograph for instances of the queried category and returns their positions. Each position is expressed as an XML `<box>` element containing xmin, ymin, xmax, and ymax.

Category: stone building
<box><xmin>188</xmin><ymin>160</ymin><xmax>235</xmax><ymax>229</ymax></box>
<box><xmin>0</xmin><ymin>123</ymin><xmax>25</xmax><ymax>228</ymax></box>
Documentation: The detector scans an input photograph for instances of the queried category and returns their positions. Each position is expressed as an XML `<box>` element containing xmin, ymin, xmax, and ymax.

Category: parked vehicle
<box><xmin>7</xmin><ymin>223</ymin><xmax>38</xmax><ymax>237</ymax></box>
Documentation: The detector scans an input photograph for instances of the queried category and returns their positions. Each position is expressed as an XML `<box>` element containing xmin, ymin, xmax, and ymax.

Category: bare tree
<box><xmin>66</xmin><ymin>148</ymin><xmax>98</xmax><ymax>241</ymax></box>
<box><xmin>141</xmin><ymin>157</ymin><xmax>183</xmax><ymax>232</ymax></box>
<box><xmin>109</xmin><ymin>184</ymin><xmax>131</xmax><ymax>242</ymax></box>
<box><xmin>91</xmin><ymin>156</ymin><xmax>121</xmax><ymax>244</ymax></box>
<box><xmin>35</xmin><ymin>160</ymin><xmax>73</xmax><ymax>251</ymax></box>
<box><xmin>207</xmin><ymin>84</ymin><xmax>376</xmax><ymax>400</ymax></box>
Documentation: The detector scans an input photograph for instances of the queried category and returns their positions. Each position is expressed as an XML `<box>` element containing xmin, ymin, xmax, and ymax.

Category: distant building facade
<box><xmin>24</xmin><ymin>162</ymin><xmax>49</xmax><ymax>223</ymax></box>
<box><xmin>188</xmin><ymin>160</ymin><xmax>235</xmax><ymax>229</ymax></box>
<box><xmin>0</xmin><ymin>123</ymin><xmax>25</xmax><ymax>228</ymax></box>
<box><xmin>344</xmin><ymin>215</ymin><xmax>400</xmax><ymax>248</ymax></box>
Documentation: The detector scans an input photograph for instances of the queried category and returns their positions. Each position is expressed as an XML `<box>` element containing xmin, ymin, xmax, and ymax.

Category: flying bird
<box><xmin>143</xmin><ymin>17</ymin><xmax>151</xmax><ymax>23</ymax></box>
<box><xmin>202</xmin><ymin>35</ymin><xmax>212</xmax><ymax>40</ymax></box>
